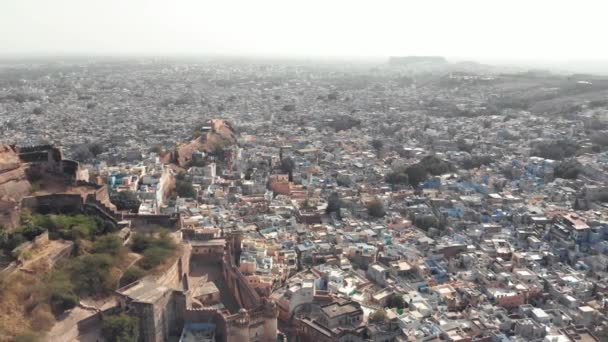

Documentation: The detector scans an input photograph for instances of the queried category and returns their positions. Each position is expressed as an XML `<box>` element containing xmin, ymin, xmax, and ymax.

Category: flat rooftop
<box><xmin>117</xmin><ymin>279</ymin><xmax>172</xmax><ymax>304</ymax></box>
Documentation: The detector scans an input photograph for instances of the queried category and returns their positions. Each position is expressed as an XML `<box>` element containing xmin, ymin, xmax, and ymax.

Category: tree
<box><xmin>101</xmin><ymin>314</ymin><xmax>139</xmax><ymax>342</ymax></box>
<box><xmin>415</xmin><ymin>216</ymin><xmax>439</xmax><ymax>230</ymax></box>
<box><xmin>110</xmin><ymin>191</ymin><xmax>141</xmax><ymax>213</ymax></box>
<box><xmin>48</xmin><ymin>271</ymin><xmax>79</xmax><ymax>315</ymax></box>
<box><xmin>554</xmin><ymin>159</ymin><xmax>582</xmax><ymax>179</ymax></box>
<box><xmin>88</xmin><ymin>143</ymin><xmax>104</xmax><ymax>157</ymax></box>
<box><xmin>140</xmin><ymin>246</ymin><xmax>172</xmax><ymax>270</ymax></box>
<box><xmin>387</xmin><ymin>294</ymin><xmax>406</xmax><ymax>309</ymax></box>
<box><xmin>371</xmin><ymin>139</ymin><xmax>383</xmax><ymax>157</ymax></box>
<box><xmin>406</xmin><ymin>164</ymin><xmax>427</xmax><ymax>187</ymax></box>
<box><xmin>32</xmin><ymin>107</ymin><xmax>44</xmax><ymax>115</ymax></box>
<box><xmin>149</xmin><ymin>145</ymin><xmax>162</xmax><ymax>155</ymax></box>
<box><xmin>93</xmin><ymin>235</ymin><xmax>124</xmax><ymax>257</ymax></box>
<box><xmin>456</xmin><ymin>138</ymin><xmax>473</xmax><ymax>153</ymax></box>
<box><xmin>385</xmin><ymin>171</ymin><xmax>408</xmax><ymax>185</ymax></box>
<box><xmin>531</xmin><ymin>140</ymin><xmax>578</xmax><ymax>160</ymax></box>
<box><xmin>282</xmin><ymin>104</ymin><xmax>296</xmax><ymax>112</ymax></box>
<box><xmin>175</xmin><ymin>179</ymin><xmax>196</xmax><ymax>198</ymax></box>
<box><xmin>367</xmin><ymin>198</ymin><xmax>385</xmax><ymax>218</ymax></box>
<box><xmin>120</xmin><ymin>266</ymin><xmax>146</xmax><ymax>287</ymax></box>
<box><xmin>280</xmin><ymin>157</ymin><xmax>295</xmax><ymax>182</ymax></box>
<box><xmin>72</xmin><ymin>145</ymin><xmax>93</xmax><ymax>161</ymax></box>
<box><xmin>70</xmin><ymin>254</ymin><xmax>114</xmax><ymax>296</ymax></box>
<box><xmin>326</xmin><ymin>192</ymin><xmax>341</xmax><ymax>216</ymax></box>
<box><xmin>419</xmin><ymin>155</ymin><xmax>453</xmax><ymax>175</ymax></box>
<box><xmin>369</xmin><ymin>309</ymin><xmax>387</xmax><ymax>323</ymax></box>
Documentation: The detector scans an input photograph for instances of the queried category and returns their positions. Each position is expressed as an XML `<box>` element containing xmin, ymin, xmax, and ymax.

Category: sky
<box><xmin>1</xmin><ymin>0</ymin><xmax>607</xmax><ymax>64</ymax></box>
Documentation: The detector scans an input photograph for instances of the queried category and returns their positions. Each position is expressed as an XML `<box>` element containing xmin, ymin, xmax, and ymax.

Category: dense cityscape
<box><xmin>1</xmin><ymin>56</ymin><xmax>608</xmax><ymax>342</ymax></box>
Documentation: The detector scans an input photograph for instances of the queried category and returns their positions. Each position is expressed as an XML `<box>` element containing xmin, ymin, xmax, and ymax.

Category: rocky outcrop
<box><xmin>0</xmin><ymin>145</ymin><xmax>31</xmax><ymax>229</ymax></box>
<box><xmin>174</xmin><ymin>119</ymin><xmax>237</xmax><ymax>167</ymax></box>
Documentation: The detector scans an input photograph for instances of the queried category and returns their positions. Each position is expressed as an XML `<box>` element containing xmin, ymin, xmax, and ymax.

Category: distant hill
<box><xmin>389</xmin><ymin>56</ymin><xmax>448</xmax><ymax>65</ymax></box>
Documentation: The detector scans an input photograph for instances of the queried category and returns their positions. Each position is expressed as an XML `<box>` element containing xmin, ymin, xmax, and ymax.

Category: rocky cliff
<box><xmin>0</xmin><ymin>145</ymin><xmax>31</xmax><ymax>228</ymax></box>
<box><xmin>174</xmin><ymin>119</ymin><xmax>237</xmax><ymax>167</ymax></box>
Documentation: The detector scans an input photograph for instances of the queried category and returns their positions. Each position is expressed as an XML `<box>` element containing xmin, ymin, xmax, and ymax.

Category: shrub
<box><xmin>70</xmin><ymin>254</ymin><xmax>114</xmax><ymax>296</ymax></box>
<box><xmin>369</xmin><ymin>309</ymin><xmax>387</xmax><ymax>323</ymax></box>
<box><xmin>110</xmin><ymin>191</ymin><xmax>141</xmax><ymax>213</ymax></box>
<box><xmin>101</xmin><ymin>314</ymin><xmax>139</xmax><ymax>342</ymax></box>
<box><xmin>139</xmin><ymin>247</ymin><xmax>172</xmax><ymax>270</ymax></box>
<box><xmin>367</xmin><ymin>198</ymin><xmax>385</xmax><ymax>218</ymax></box>
<box><xmin>93</xmin><ymin>235</ymin><xmax>124</xmax><ymax>257</ymax></box>
<box><xmin>175</xmin><ymin>180</ymin><xmax>196</xmax><ymax>198</ymax></box>
<box><xmin>120</xmin><ymin>266</ymin><xmax>146</xmax><ymax>286</ymax></box>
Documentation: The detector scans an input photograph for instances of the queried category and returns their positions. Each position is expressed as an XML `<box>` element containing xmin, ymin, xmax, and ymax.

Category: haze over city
<box><xmin>2</xmin><ymin>0</ymin><xmax>608</xmax><ymax>72</ymax></box>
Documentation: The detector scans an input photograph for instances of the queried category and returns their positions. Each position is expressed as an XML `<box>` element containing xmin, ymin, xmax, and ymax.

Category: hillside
<box><xmin>173</xmin><ymin>119</ymin><xmax>237</xmax><ymax>167</ymax></box>
<box><xmin>0</xmin><ymin>145</ymin><xmax>31</xmax><ymax>229</ymax></box>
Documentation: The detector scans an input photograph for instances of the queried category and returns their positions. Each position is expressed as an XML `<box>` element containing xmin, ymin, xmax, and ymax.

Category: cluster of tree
<box><xmin>554</xmin><ymin>159</ymin><xmax>582</xmax><ymax>179</ymax></box>
<box><xmin>591</xmin><ymin>131</ymin><xmax>608</xmax><ymax>151</ymax></box>
<box><xmin>386</xmin><ymin>156</ymin><xmax>453</xmax><ymax>187</ymax></box>
<box><xmin>0</xmin><ymin>213</ymin><xmax>116</xmax><ymax>254</ymax></box>
<box><xmin>369</xmin><ymin>309</ymin><xmax>388</xmax><ymax>323</ymax></box>
<box><xmin>71</xmin><ymin>142</ymin><xmax>105</xmax><ymax>161</ymax></box>
<box><xmin>387</xmin><ymin>294</ymin><xmax>407</xmax><ymax>309</ymax></box>
<box><xmin>280</xmin><ymin>157</ymin><xmax>295</xmax><ymax>182</ymax></box>
<box><xmin>175</xmin><ymin>178</ymin><xmax>196</xmax><ymax>198</ymax></box>
<box><xmin>371</xmin><ymin>139</ymin><xmax>383</xmax><ymax>157</ymax></box>
<box><xmin>47</xmin><ymin>234</ymin><xmax>126</xmax><ymax>315</ymax></box>
<box><xmin>414</xmin><ymin>216</ymin><xmax>440</xmax><ymax>231</ymax></box>
<box><xmin>101</xmin><ymin>314</ymin><xmax>139</xmax><ymax>342</ymax></box>
<box><xmin>326</xmin><ymin>115</ymin><xmax>361</xmax><ymax>132</ymax></box>
<box><xmin>461</xmin><ymin>155</ymin><xmax>495</xmax><ymax>170</ymax></box>
<box><xmin>589</xmin><ymin>99</ymin><xmax>608</xmax><ymax>108</ymax></box>
<box><xmin>110</xmin><ymin>191</ymin><xmax>141</xmax><ymax>213</ymax></box>
<box><xmin>282</xmin><ymin>104</ymin><xmax>296</xmax><ymax>112</ymax></box>
<box><xmin>492</xmin><ymin>96</ymin><xmax>530</xmax><ymax>110</ymax></box>
<box><xmin>325</xmin><ymin>192</ymin><xmax>342</xmax><ymax>218</ymax></box>
<box><xmin>367</xmin><ymin>198</ymin><xmax>386</xmax><ymax>218</ymax></box>
<box><xmin>1</xmin><ymin>92</ymin><xmax>41</xmax><ymax>104</ymax></box>
<box><xmin>419</xmin><ymin>155</ymin><xmax>454</xmax><ymax>175</ymax></box>
<box><xmin>531</xmin><ymin>140</ymin><xmax>578</xmax><ymax>160</ymax></box>
<box><xmin>456</xmin><ymin>138</ymin><xmax>474</xmax><ymax>153</ymax></box>
<box><xmin>131</xmin><ymin>230</ymin><xmax>177</xmax><ymax>270</ymax></box>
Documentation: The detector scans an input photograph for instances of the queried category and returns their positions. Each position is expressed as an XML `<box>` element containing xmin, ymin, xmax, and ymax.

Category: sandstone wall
<box><xmin>0</xmin><ymin>145</ymin><xmax>31</xmax><ymax>229</ymax></box>
<box><xmin>0</xmin><ymin>144</ymin><xmax>31</xmax><ymax>201</ymax></box>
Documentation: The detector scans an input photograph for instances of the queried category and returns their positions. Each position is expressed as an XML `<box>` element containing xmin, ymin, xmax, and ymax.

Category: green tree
<box><xmin>48</xmin><ymin>271</ymin><xmax>79</xmax><ymax>315</ymax></box>
<box><xmin>93</xmin><ymin>235</ymin><xmax>124</xmax><ymax>257</ymax></box>
<box><xmin>110</xmin><ymin>191</ymin><xmax>141</xmax><ymax>213</ymax></box>
<box><xmin>369</xmin><ymin>309</ymin><xmax>388</xmax><ymax>323</ymax></box>
<box><xmin>367</xmin><ymin>198</ymin><xmax>385</xmax><ymax>218</ymax></box>
<box><xmin>175</xmin><ymin>180</ymin><xmax>196</xmax><ymax>198</ymax></box>
<box><xmin>139</xmin><ymin>247</ymin><xmax>172</xmax><ymax>270</ymax></box>
<box><xmin>385</xmin><ymin>171</ymin><xmax>409</xmax><ymax>185</ymax></box>
<box><xmin>88</xmin><ymin>143</ymin><xmax>104</xmax><ymax>157</ymax></box>
<box><xmin>406</xmin><ymin>164</ymin><xmax>427</xmax><ymax>186</ymax></box>
<box><xmin>70</xmin><ymin>254</ymin><xmax>114</xmax><ymax>296</ymax></box>
<box><xmin>120</xmin><ymin>266</ymin><xmax>146</xmax><ymax>287</ymax></box>
<box><xmin>415</xmin><ymin>216</ymin><xmax>439</xmax><ymax>230</ymax></box>
<box><xmin>371</xmin><ymin>139</ymin><xmax>383</xmax><ymax>157</ymax></box>
<box><xmin>326</xmin><ymin>192</ymin><xmax>341</xmax><ymax>216</ymax></box>
<box><xmin>101</xmin><ymin>314</ymin><xmax>139</xmax><ymax>342</ymax></box>
<box><xmin>280</xmin><ymin>157</ymin><xmax>295</xmax><ymax>182</ymax></box>
<box><xmin>387</xmin><ymin>294</ymin><xmax>406</xmax><ymax>309</ymax></box>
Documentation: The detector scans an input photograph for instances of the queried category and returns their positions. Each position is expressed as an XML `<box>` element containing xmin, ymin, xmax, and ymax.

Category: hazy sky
<box><xmin>1</xmin><ymin>0</ymin><xmax>607</xmax><ymax>62</ymax></box>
